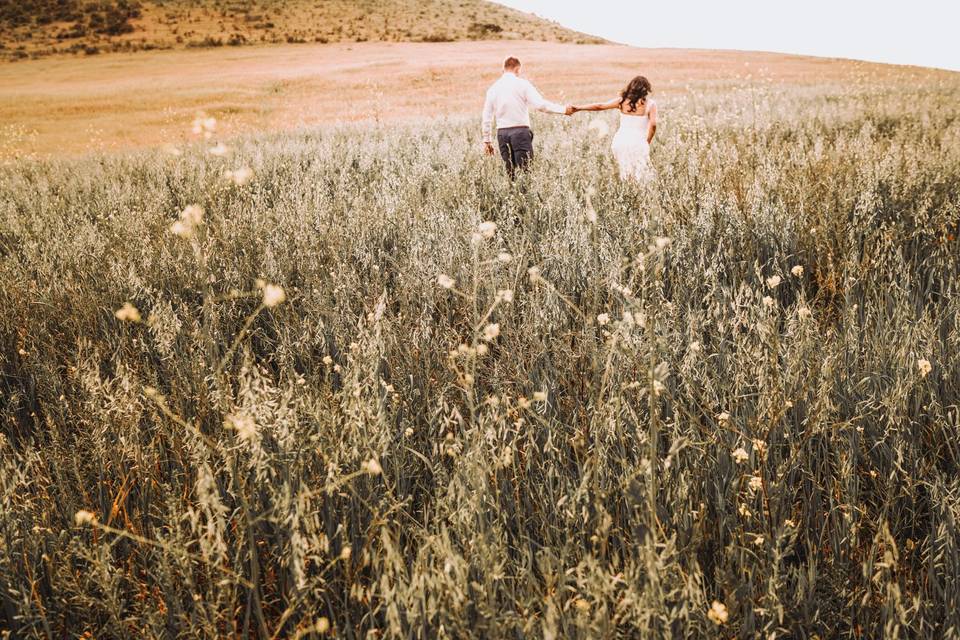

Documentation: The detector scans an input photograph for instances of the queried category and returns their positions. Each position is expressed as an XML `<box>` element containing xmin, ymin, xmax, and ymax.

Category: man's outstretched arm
<box><xmin>481</xmin><ymin>90</ymin><xmax>496</xmax><ymax>154</ymax></box>
<box><xmin>525</xmin><ymin>80</ymin><xmax>570</xmax><ymax>116</ymax></box>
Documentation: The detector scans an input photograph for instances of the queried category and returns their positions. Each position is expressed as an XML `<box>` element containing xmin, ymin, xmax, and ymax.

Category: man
<box><xmin>482</xmin><ymin>56</ymin><xmax>572</xmax><ymax>178</ymax></box>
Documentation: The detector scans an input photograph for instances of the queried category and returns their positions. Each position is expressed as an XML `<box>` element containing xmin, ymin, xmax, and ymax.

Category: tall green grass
<box><xmin>1</xmin><ymin>78</ymin><xmax>959</xmax><ymax>638</ymax></box>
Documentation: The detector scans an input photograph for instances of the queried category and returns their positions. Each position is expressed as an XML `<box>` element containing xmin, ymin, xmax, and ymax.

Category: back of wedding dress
<box><xmin>611</xmin><ymin>110</ymin><xmax>653</xmax><ymax>181</ymax></box>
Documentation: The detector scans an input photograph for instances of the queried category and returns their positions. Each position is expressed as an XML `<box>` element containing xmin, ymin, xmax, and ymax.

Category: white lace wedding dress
<box><xmin>611</xmin><ymin>107</ymin><xmax>655</xmax><ymax>181</ymax></box>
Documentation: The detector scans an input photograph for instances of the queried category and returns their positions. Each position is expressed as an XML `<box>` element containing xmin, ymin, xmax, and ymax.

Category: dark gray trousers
<box><xmin>497</xmin><ymin>126</ymin><xmax>534</xmax><ymax>178</ymax></box>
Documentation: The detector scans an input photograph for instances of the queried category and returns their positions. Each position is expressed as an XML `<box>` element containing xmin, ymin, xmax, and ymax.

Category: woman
<box><xmin>573</xmin><ymin>76</ymin><xmax>658</xmax><ymax>181</ymax></box>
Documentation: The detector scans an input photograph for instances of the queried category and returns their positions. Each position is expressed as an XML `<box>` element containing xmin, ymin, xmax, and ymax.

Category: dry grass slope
<box><xmin>0</xmin><ymin>0</ymin><xmax>604</xmax><ymax>61</ymax></box>
<box><xmin>1</xmin><ymin>70</ymin><xmax>960</xmax><ymax>638</ymax></box>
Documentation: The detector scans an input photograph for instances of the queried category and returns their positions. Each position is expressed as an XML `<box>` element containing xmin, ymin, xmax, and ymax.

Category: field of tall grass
<box><xmin>2</xmin><ymin>76</ymin><xmax>959</xmax><ymax>638</ymax></box>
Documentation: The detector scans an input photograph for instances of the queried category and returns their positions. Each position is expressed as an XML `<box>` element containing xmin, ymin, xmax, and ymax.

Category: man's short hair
<box><xmin>503</xmin><ymin>56</ymin><xmax>521</xmax><ymax>70</ymax></box>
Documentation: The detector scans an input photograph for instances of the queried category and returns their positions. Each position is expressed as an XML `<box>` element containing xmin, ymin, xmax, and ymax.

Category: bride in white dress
<box><xmin>572</xmin><ymin>76</ymin><xmax>658</xmax><ymax>181</ymax></box>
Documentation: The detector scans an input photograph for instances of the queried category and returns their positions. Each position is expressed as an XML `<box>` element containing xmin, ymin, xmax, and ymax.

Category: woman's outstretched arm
<box><xmin>646</xmin><ymin>101</ymin><xmax>658</xmax><ymax>143</ymax></box>
<box><xmin>571</xmin><ymin>97</ymin><xmax>621</xmax><ymax>113</ymax></box>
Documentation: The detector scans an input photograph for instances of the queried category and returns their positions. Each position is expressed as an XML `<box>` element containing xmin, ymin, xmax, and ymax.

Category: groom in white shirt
<box><xmin>482</xmin><ymin>56</ymin><xmax>572</xmax><ymax>178</ymax></box>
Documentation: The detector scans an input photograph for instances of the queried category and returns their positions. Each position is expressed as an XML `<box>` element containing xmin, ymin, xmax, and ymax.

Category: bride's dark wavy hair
<box><xmin>620</xmin><ymin>75</ymin><xmax>652</xmax><ymax>112</ymax></box>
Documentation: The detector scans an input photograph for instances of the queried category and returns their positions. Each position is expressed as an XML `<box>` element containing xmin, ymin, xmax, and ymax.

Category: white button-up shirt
<box><xmin>482</xmin><ymin>72</ymin><xmax>565</xmax><ymax>143</ymax></box>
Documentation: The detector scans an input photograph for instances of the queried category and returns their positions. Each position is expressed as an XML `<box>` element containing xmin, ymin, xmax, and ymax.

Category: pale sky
<box><xmin>495</xmin><ymin>0</ymin><xmax>960</xmax><ymax>71</ymax></box>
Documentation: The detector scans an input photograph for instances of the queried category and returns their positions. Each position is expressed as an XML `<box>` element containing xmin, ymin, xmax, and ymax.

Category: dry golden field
<box><xmin>4</xmin><ymin>7</ymin><xmax>960</xmax><ymax>634</ymax></box>
<box><xmin>2</xmin><ymin>62</ymin><xmax>959</xmax><ymax>636</ymax></box>
<box><xmin>0</xmin><ymin>40</ymin><xmax>951</xmax><ymax>158</ymax></box>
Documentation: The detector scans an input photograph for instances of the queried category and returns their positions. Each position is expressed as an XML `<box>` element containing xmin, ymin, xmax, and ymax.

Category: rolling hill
<box><xmin>0</xmin><ymin>0</ymin><xmax>604</xmax><ymax>61</ymax></box>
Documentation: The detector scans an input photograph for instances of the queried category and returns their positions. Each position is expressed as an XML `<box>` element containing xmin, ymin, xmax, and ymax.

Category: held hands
<box><xmin>483</xmin><ymin>141</ymin><xmax>495</xmax><ymax>156</ymax></box>
<box><xmin>564</xmin><ymin>105</ymin><xmax>577</xmax><ymax>116</ymax></box>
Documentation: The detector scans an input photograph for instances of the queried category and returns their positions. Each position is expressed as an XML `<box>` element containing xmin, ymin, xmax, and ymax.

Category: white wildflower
<box><xmin>596</xmin><ymin>313</ymin><xmax>610</xmax><ymax>326</ymax></box>
<box><xmin>208</xmin><ymin>142</ymin><xmax>230</xmax><ymax>157</ymax></box>
<box><xmin>192</xmin><ymin>114</ymin><xmax>217</xmax><ymax>138</ymax></box>
<box><xmin>496</xmin><ymin>289</ymin><xmax>514</xmax><ymax>303</ymax></box>
<box><xmin>362</xmin><ymin>458</ymin><xmax>383</xmax><ymax>476</ymax></box>
<box><xmin>114</xmin><ymin>302</ymin><xmax>142</xmax><ymax>323</ymax></box>
<box><xmin>74</xmin><ymin>510</ymin><xmax>97</xmax><ymax>526</ymax></box>
<box><xmin>732</xmin><ymin>446</ymin><xmax>749</xmax><ymax>465</ymax></box>
<box><xmin>482</xmin><ymin>323</ymin><xmax>501</xmax><ymax>342</ymax></box>
<box><xmin>224</xmin><ymin>166</ymin><xmax>253</xmax><ymax>186</ymax></box>
<box><xmin>170</xmin><ymin>204</ymin><xmax>204</xmax><ymax>238</ymax></box>
<box><xmin>225</xmin><ymin>412</ymin><xmax>257</xmax><ymax>441</ymax></box>
<box><xmin>791</xmin><ymin>265</ymin><xmax>804</xmax><ymax>277</ymax></box>
<box><xmin>917</xmin><ymin>358</ymin><xmax>932</xmax><ymax>377</ymax></box>
<box><xmin>169</xmin><ymin>220</ymin><xmax>191</xmax><ymax>238</ymax></box>
<box><xmin>477</xmin><ymin>220</ymin><xmax>497</xmax><ymax>239</ymax></box>
<box><xmin>181</xmin><ymin>204</ymin><xmax>203</xmax><ymax>226</ymax></box>
<box><xmin>437</xmin><ymin>274</ymin><xmax>455</xmax><ymax>289</ymax></box>
<box><xmin>261</xmin><ymin>284</ymin><xmax>286</xmax><ymax>308</ymax></box>
<box><xmin>766</xmin><ymin>275</ymin><xmax>782</xmax><ymax>289</ymax></box>
<box><xmin>708</xmin><ymin>600</ymin><xmax>728</xmax><ymax>625</ymax></box>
